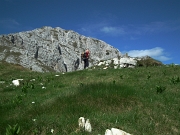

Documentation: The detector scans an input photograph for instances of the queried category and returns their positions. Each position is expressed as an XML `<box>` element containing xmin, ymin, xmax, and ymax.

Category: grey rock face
<box><xmin>0</xmin><ymin>26</ymin><xmax>121</xmax><ymax>72</ymax></box>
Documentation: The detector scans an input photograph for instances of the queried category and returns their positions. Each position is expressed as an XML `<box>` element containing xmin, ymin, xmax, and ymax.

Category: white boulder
<box><xmin>114</xmin><ymin>65</ymin><xmax>118</xmax><ymax>69</ymax></box>
<box><xmin>84</xmin><ymin>119</ymin><xmax>92</xmax><ymax>132</ymax></box>
<box><xmin>78</xmin><ymin>117</ymin><xmax>85</xmax><ymax>129</ymax></box>
<box><xmin>120</xmin><ymin>57</ymin><xmax>137</xmax><ymax>66</ymax></box>
<box><xmin>96</xmin><ymin>56</ymin><xmax>137</xmax><ymax>69</ymax></box>
<box><xmin>113</xmin><ymin>58</ymin><xmax>119</xmax><ymax>65</ymax></box>
<box><xmin>105</xmin><ymin>129</ymin><xmax>113</xmax><ymax>135</ymax></box>
<box><xmin>12</xmin><ymin>79</ymin><xmax>23</xmax><ymax>86</ymax></box>
<box><xmin>98</xmin><ymin>61</ymin><xmax>105</xmax><ymax>66</ymax></box>
<box><xmin>105</xmin><ymin>128</ymin><xmax>132</xmax><ymax>135</ymax></box>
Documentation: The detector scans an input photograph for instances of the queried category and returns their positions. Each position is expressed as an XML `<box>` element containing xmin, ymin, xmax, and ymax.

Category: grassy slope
<box><xmin>0</xmin><ymin>62</ymin><xmax>180</xmax><ymax>135</ymax></box>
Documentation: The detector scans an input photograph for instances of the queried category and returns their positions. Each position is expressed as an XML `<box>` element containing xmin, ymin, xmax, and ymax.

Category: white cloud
<box><xmin>100</xmin><ymin>21</ymin><xmax>180</xmax><ymax>37</ymax></box>
<box><xmin>0</xmin><ymin>19</ymin><xmax>20</xmax><ymax>29</ymax></box>
<box><xmin>79</xmin><ymin>20</ymin><xmax>180</xmax><ymax>38</ymax></box>
<box><xmin>100</xmin><ymin>26</ymin><xmax>126</xmax><ymax>35</ymax></box>
<box><xmin>130</xmin><ymin>36</ymin><xmax>139</xmax><ymax>40</ymax></box>
<box><xmin>127</xmin><ymin>47</ymin><xmax>162</xmax><ymax>57</ymax></box>
<box><xmin>136</xmin><ymin>21</ymin><xmax>180</xmax><ymax>35</ymax></box>
<box><xmin>100</xmin><ymin>26</ymin><xmax>116</xmax><ymax>33</ymax></box>
<box><xmin>5</xmin><ymin>0</ymin><xmax>12</xmax><ymax>2</ymax></box>
<box><xmin>127</xmin><ymin>47</ymin><xmax>171</xmax><ymax>61</ymax></box>
<box><xmin>0</xmin><ymin>19</ymin><xmax>20</xmax><ymax>25</ymax></box>
<box><xmin>156</xmin><ymin>56</ymin><xmax>171</xmax><ymax>61</ymax></box>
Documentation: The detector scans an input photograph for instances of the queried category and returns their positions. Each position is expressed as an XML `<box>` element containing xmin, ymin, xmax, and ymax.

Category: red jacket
<box><xmin>85</xmin><ymin>51</ymin><xmax>90</xmax><ymax>59</ymax></box>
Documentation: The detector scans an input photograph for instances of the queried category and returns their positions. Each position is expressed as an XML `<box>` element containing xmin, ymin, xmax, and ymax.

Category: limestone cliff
<box><xmin>0</xmin><ymin>26</ymin><xmax>121</xmax><ymax>72</ymax></box>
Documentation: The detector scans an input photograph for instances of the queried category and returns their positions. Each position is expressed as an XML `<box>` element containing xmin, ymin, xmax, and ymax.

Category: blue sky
<box><xmin>0</xmin><ymin>0</ymin><xmax>180</xmax><ymax>64</ymax></box>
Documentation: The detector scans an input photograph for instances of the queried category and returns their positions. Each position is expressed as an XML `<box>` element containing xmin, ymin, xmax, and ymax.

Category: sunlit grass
<box><xmin>0</xmin><ymin>62</ymin><xmax>180</xmax><ymax>134</ymax></box>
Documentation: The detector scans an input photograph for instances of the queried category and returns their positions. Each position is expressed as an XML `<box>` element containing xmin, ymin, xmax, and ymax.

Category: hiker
<box><xmin>82</xmin><ymin>49</ymin><xmax>90</xmax><ymax>69</ymax></box>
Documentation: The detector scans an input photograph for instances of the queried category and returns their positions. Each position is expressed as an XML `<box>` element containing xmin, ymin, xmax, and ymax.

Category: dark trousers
<box><xmin>84</xmin><ymin>58</ymin><xmax>89</xmax><ymax>69</ymax></box>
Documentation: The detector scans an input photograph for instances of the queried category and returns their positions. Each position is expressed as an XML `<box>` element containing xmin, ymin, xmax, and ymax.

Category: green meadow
<box><xmin>0</xmin><ymin>61</ymin><xmax>180</xmax><ymax>135</ymax></box>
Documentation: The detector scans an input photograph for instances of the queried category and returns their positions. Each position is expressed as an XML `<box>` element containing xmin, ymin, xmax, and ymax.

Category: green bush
<box><xmin>136</xmin><ymin>57</ymin><xmax>163</xmax><ymax>67</ymax></box>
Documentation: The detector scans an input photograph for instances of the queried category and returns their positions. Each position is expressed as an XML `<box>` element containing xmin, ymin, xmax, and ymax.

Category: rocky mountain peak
<box><xmin>0</xmin><ymin>26</ymin><xmax>121</xmax><ymax>72</ymax></box>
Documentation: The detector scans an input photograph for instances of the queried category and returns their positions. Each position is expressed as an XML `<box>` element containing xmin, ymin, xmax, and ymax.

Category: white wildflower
<box><xmin>51</xmin><ymin>129</ymin><xmax>54</xmax><ymax>133</ymax></box>
<box><xmin>32</xmin><ymin>119</ymin><xmax>36</xmax><ymax>121</ymax></box>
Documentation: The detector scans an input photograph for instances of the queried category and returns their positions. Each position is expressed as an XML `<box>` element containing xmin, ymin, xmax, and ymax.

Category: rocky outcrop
<box><xmin>0</xmin><ymin>26</ymin><xmax>121</xmax><ymax>72</ymax></box>
<box><xmin>95</xmin><ymin>53</ymin><xmax>163</xmax><ymax>69</ymax></box>
<box><xmin>96</xmin><ymin>55</ymin><xmax>137</xmax><ymax>69</ymax></box>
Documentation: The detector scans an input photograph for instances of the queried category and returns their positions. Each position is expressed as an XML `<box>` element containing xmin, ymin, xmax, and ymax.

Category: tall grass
<box><xmin>0</xmin><ymin>62</ymin><xmax>180</xmax><ymax>134</ymax></box>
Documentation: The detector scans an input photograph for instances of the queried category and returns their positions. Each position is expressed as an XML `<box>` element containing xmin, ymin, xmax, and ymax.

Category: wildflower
<box><xmin>32</xmin><ymin>101</ymin><xmax>35</xmax><ymax>104</ymax></box>
<box><xmin>0</xmin><ymin>81</ymin><xmax>5</xmax><ymax>84</ymax></box>
<box><xmin>55</xmin><ymin>75</ymin><xmax>59</xmax><ymax>76</ymax></box>
<box><xmin>42</xmin><ymin>86</ymin><xmax>46</xmax><ymax>89</ymax></box>
<box><xmin>51</xmin><ymin>129</ymin><xmax>54</xmax><ymax>133</ymax></box>
<box><xmin>30</xmin><ymin>79</ymin><xmax>35</xmax><ymax>81</ymax></box>
<box><xmin>32</xmin><ymin>119</ymin><xmax>36</xmax><ymax>121</ymax></box>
